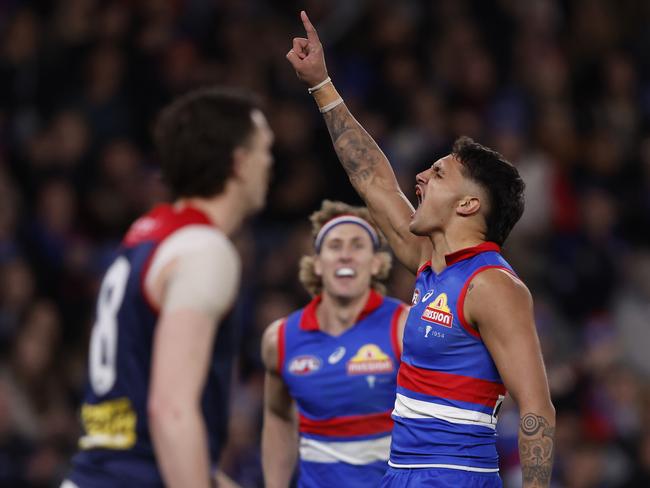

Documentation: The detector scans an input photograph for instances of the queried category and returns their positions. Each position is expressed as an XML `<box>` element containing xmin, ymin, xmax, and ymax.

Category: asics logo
<box><xmin>328</xmin><ymin>346</ymin><xmax>346</xmax><ymax>364</ymax></box>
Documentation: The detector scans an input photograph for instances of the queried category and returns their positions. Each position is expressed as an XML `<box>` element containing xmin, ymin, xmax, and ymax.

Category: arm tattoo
<box><xmin>519</xmin><ymin>413</ymin><xmax>555</xmax><ymax>487</ymax></box>
<box><xmin>323</xmin><ymin>105</ymin><xmax>385</xmax><ymax>188</ymax></box>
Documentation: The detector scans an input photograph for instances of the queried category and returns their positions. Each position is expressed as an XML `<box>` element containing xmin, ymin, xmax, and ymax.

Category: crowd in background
<box><xmin>1</xmin><ymin>0</ymin><xmax>650</xmax><ymax>486</ymax></box>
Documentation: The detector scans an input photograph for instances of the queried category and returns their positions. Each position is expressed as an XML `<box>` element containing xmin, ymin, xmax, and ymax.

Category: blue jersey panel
<box><xmin>282</xmin><ymin>295</ymin><xmax>402</xmax><ymax>424</ymax></box>
<box><xmin>390</xmin><ymin>243</ymin><xmax>513</xmax><ymax>471</ymax></box>
<box><xmin>281</xmin><ymin>292</ymin><xmax>404</xmax><ymax>487</ymax></box>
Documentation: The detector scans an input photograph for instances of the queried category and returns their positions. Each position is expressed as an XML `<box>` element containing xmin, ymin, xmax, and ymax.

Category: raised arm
<box><xmin>286</xmin><ymin>11</ymin><xmax>430</xmax><ymax>273</ymax></box>
<box><xmin>465</xmin><ymin>269</ymin><xmax>555</xmax><ymax>488</ymax></box>
<box><xmin>261</xmin><ymin>320</ymin><xmax>298</xmax><ymax>488</ymax></box>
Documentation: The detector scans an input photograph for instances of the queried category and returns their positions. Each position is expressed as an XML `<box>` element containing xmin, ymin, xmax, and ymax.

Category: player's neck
<box><xmin>175</xmin><ymin>195</ymin><xmax>243</xmax><ymax>236</ymax></box>
<box><xmin>317</xmin><ymin>289</ymin><xmax>371</xmax><ymax>336</ymax></box>
<box><xmin>428</xmin><ymin>228</ymin><xmax>485</xmax><ymax>273</ymax></box>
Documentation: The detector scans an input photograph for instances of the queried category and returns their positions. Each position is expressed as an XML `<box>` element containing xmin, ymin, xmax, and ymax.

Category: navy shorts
<box><xmin>380</xmin><ymin>466</ymin><xmax>502</xmax><ymax>487</ymax></box>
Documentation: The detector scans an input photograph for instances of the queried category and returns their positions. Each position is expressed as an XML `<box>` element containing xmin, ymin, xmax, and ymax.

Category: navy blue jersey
<box><xmin>69</xmin><ymin>204</ymin><xmax>236</xmax><ymax>487</ymax></box>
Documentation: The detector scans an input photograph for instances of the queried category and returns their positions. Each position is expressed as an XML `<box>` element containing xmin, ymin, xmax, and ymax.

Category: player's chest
<box><xmin>284</xmin><ymin>332</ymin><xmax>397</xmax><ymax>395</ymax></box>
<box><xmin>404</xmin><ymin>274</ymin><xmax>466</xmax><ymax>357</ymax></box>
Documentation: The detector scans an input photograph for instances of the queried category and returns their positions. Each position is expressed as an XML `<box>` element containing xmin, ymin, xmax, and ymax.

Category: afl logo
<box><xmin>411</xmin><ymin>288</ymin><xmax>421</xmax><ymax>306</ymax></box>
<box><xmin>288</xmin><ymin>355</ymin><xmax>321</xmax><ymax>375</ymax></box>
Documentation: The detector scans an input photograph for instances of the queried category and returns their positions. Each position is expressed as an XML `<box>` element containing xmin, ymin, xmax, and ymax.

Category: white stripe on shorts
<box><xmin>393</xmin><ymin>393</ymin><xmax>496</xmax><ymax>429</ymax></box>
<box><xmin>388</xmin><ymin>461</ymin><xmax>499</xmax><ymax>472</ymax></box>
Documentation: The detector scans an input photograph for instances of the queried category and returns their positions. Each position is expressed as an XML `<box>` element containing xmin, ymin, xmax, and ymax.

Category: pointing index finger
<box><xmin>301</xmin><ymin>10</ymin><xmax>320</xmax><ymax>43</ymax></box>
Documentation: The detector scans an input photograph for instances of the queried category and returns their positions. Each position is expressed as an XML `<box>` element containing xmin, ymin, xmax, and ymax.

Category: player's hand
<box><xmin>286</xmin><ymin>11</ymin><xmax>329</xmax><ymax>87</ymax></box>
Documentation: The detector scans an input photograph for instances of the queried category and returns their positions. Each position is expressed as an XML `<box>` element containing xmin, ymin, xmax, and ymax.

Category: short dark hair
<box><xmin>452</xmin><ymin>136</ymin><xmax>525</xmax><ymax>245</ymax></box>
<box><xmin>154</xmin><ymin>87</ymin><xmax>262</xmax><ymax>198</ymax></box>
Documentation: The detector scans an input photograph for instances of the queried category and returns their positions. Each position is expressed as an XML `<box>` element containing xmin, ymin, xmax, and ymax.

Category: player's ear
<box><xmin>456</xmin><ymin>196</ymin><xmax>481</xmax><ymax>216</ymax></box>
<box><xmin>231</xmin><ymin>147</ymin><xmax>248</xmax><ymax>180</ymax></box>
<box><xmin>370</xmin><ymin>253</ymin><xmax>382</xmax><ymax>276</ymax></box>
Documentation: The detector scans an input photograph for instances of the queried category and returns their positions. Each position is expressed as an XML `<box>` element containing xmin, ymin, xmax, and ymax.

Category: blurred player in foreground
<box><xmin>62</xmin><ymin>88</ymin><xmax>274</xmax><ymax>488</ymax></box>
<box><xmin>262</xmin><ymin>200</ymin><xmax>408</xmax><ymax>487</ymax></box>
<box><xmin>286</xmin><ymin>11</ymin><xmax>555</xmax><ymax>488</ymax></box>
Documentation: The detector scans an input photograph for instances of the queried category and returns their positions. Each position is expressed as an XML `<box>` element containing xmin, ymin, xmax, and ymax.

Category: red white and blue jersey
<box><xmin>69</xmin><ymin>204</ymin><xmax>237</xmax><ymax>487</ymax></box>
<box><xmin>389</xmin><ymin>242</ymin><xmax>512</xmax><ymax>473</ymax></box>
<box><xmin>279</xmin><ymin>291</ymin><xmax>406</xmax><ymax>487</ymax></box>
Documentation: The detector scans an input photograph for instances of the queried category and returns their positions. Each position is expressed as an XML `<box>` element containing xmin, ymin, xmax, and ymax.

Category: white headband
<box><xmin>314</xmin><ymin>215</ymin><xmax>380</xmax><ymax>253</ymax></box>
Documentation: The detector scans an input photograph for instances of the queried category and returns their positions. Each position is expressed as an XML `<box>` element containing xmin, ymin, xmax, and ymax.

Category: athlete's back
<box><xmin>68</xmin><ymin>204</ymin><xmax>236</xmax><ymax>487</ymax></box>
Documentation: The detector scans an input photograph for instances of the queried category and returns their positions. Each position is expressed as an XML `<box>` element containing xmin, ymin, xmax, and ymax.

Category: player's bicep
<box><xmin>466</xmin><ymin>270</ymin><xmax>551</xmax><ymax>409</ymax></box>
<box><xmin>150</xmin><ymin>308</ymin><xmax>217</xmax><ymax>407</ymax></box>
<box><xmin>261</xmin><ymin>319</ymin><xmax>294</xmax><ymax>419</ymax></box>
<box><xmin>264</xmin><ymin>370</ymin><xmax>294</xmax><ymax>421</ymax></box>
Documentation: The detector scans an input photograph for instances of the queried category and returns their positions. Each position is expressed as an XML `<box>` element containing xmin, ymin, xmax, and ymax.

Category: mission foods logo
<box><xmin>288</xmin><ymin>355</ymin><xmax>321</xmax><ymax>375</ymax></box>
<box><xmin>421</xmin><ymin>292</ymin><xmax>453</xmax><ymax>328</ymax></box>
<box><xmin>346</xmin><ymin>344</ymin><xmax>394</xmax><ymax>375</ymax></box>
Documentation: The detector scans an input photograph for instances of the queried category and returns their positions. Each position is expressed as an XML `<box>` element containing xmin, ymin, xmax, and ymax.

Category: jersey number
<box><xmin>89</xmin><ymin>257</ymin><xmax>130</xmax><ymax>395</ymax></box>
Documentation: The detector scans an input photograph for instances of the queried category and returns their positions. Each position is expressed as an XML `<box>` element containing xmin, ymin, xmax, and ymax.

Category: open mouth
<box><xmin>335</xmin><ymin>267</ymin><xmax>356</xmax><ymax>278</ymax></box>
<box><xmin>415</xmin><ymin>185</ymin><xmax>423</xmax><ymax>208</ymax></box>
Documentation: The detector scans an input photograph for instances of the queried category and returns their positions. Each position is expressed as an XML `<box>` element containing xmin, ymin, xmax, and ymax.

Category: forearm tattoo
<box><xmin>519</xmin><ymin>413</ymin><xmax>555</xmax><ymax>487</ymax></box>
<box><xmin>323</xmin><ymin>105</ymin><xmax>384</xmax><ymax>188</ymax></box>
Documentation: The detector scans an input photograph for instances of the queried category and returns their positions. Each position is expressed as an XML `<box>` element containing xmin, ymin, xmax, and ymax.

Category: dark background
<box><xmin>1</xmin><ymin>1</ymin><xmax>649</xmax><ymax>486</ymax></box>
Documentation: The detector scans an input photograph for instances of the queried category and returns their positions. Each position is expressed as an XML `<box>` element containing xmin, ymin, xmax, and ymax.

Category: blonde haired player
<box><xmin>262</xmin><ymin>200</ymin><xmax>408</xmax><ymax>487</ymax></box>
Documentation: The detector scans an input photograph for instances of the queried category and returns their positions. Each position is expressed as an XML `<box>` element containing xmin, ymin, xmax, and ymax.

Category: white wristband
<box><xmin>319</xmin><ymin>98</ymin><xmax>344</xmax><ymax>113</ymax></box>
<box><xmin>307</xmin><ymin>76</ymin><xmax>332</xmax><ymax>94</ymax></box>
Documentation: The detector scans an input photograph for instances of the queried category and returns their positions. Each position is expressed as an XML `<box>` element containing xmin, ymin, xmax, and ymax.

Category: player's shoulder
<box><xmin>469</xmin><ymin>266</ymin><xmax>531</xmax><ymax>303</ymax></box>
<box><xmin>261</xmin><ymin>318</ymin><xmax>286</xmax><ymax>371</ymax></box>
<box><xmin>145</xmin><ymin>224</ymin><xmax>240</xmax><ymax>305</ymax></box>
<box><xmin>125</xmin><ymin>204</ymin><xmax>219</xmax><ymax>246</ymax></box>
<box><xmin>160</xmin><ymin>225</ymin><xmax>238</xmax><ymax>265</ymax></box>
<box><xmin>263</xmin><ymin>318</ymin><xmax>286</xmax><ymax>344</ymax></box>
<box><xmin>167</xmin><ymin>223</ymin><xmax>232</xmax><ymax>247</ymax></box>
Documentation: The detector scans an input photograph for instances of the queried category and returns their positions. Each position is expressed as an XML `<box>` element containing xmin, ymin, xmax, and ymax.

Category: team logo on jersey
<box><xmin>346</xmin><ymin>344</ymin><xmax>394</xmax><ymax>375</ymax></box>
<box><xmin>421</xmin><ymin>292</ymin><xmax>453</xmax><ymax>328</ymax></box>
<box><xmin>288</xmin><ymin>355</ymin><xmax>321</xmax><ymax>375</ymax></box>
<box><xmin>411</xmin><ymin>288</ymin><xmax>421</xmax><ymax>306</ymax></box>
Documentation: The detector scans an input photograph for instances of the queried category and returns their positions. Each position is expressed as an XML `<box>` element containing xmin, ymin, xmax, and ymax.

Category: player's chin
<box><xmin>328</xmin><ymin>281</ymin><xmax>361</xmax><ymax>299</ymax></box>
<box><xmin>408</xmin><ymin>218</ymin><xmax>429</xmax><ymax>236</ymax></box>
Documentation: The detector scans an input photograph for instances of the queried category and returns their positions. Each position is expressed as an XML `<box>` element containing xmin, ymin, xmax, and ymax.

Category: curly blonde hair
<box><xmin>299</xmin><ymin>200</ymin><xmax>392</xmax><ymax>296</ymax></box>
